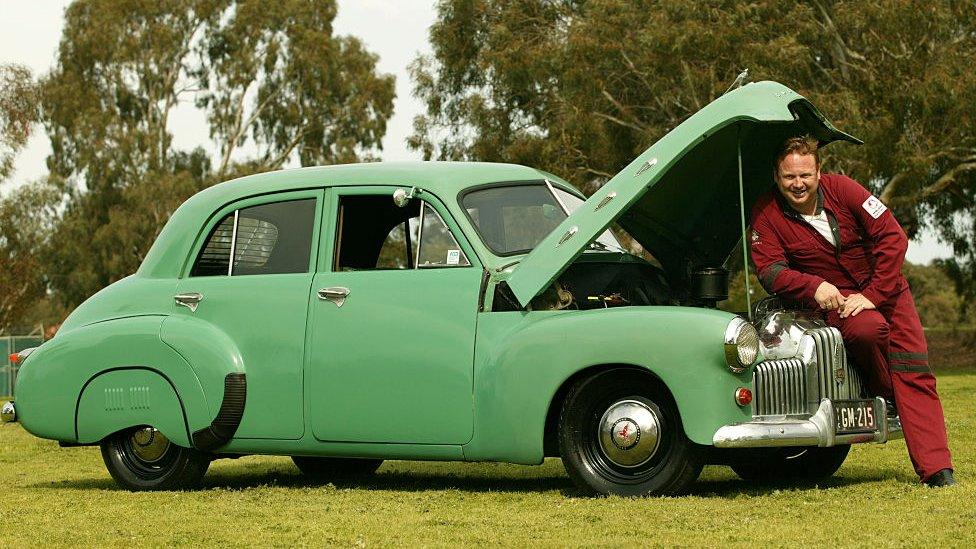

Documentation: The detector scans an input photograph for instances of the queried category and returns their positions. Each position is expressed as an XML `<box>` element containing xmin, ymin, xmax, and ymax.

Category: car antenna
<box><xmin>724</xmin><ymin>69</ymin><xmax>750</xmax><ymax>95</ymax></box>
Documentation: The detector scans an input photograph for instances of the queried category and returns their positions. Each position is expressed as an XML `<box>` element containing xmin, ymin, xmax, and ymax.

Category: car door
<box><xmin>306</xmin><ymin>186</ymin><xmax>481</xmax><ymax>444</ymax></box>
<box><xmin>172</xmin><ymin>189</ymin><xmax>322</xmax><ymax>439</ymax></box>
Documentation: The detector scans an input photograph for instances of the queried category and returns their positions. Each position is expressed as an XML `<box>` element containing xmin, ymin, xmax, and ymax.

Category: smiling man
<box><xmin>749</xmin><ymin>136</ymin><xmax>955</xmax><ymax>487</ymax></box>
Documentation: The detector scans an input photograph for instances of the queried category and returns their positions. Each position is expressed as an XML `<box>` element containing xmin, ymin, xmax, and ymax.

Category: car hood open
<box><xmin>506</xmin><ymin>81</ymin><xmax>861</xmax><ymax>307</ymax></box>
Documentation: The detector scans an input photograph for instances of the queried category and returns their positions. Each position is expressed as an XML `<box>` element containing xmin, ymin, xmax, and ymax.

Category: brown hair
<box><xmin>775</xmin><ymin>135</ymin><xmax>820</xmax><ymax>169</ymax></box>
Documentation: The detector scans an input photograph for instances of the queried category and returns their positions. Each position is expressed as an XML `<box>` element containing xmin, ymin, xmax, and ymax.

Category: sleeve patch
<box><xmin>861</xmin><ymin>195</ymin><xmax>887</xmax><ymax>219</ymax></box>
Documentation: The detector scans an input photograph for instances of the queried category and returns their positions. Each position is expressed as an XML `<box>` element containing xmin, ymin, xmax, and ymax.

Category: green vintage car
<box><xmin>2</xmin><ymin>81</ymin><xmax>902</xmax><ymax>495</ymax></box>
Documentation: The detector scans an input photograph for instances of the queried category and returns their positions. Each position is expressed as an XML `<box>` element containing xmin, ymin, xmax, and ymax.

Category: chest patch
<box><xmin>862</xmin><ymin>195</ymin><xmax>887</xmax><ymax>219</ymax></box>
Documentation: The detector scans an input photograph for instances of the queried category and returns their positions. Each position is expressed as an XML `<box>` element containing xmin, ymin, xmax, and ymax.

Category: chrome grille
<box><xmin>753</xmin><ymin>326</ymin><xmax>865</xmax><ymax>416</ymax></box>
<box><xmin>753</xmin><ymin>358</ymin><xmax>807</xmax><ymax>415</ymax></box>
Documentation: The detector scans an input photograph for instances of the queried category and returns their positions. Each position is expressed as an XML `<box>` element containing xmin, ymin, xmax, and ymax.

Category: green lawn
<box><xmin>2</xmin><ymin>368</ymin><xmax>974</xmax><ymax>546</ymax></box>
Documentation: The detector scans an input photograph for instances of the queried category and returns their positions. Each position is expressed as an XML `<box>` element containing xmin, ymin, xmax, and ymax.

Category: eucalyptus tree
<box><xmin>0</xmin><ymin>64</ymin><xmax>38</xmax><ymax>183</ymax></box>
<box><xmin>413</xmin><ymin>0</ymin><xmax>976</xmax><ymax>297</ymax></box>
<box><xmin>40</xmin><ymin>0</ymin><xmax>395</xmax><ymax>307</ymax></box>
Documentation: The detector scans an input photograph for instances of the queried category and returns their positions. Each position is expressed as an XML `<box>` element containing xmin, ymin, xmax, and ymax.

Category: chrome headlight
<box><xmin>724</xmin><ymin>317</ymin><xmax>759</xmax><ymax>372</ymax></box>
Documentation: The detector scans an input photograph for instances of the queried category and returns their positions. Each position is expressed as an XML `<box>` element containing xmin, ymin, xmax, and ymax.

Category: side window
<box><xmin>335</xmin><ymin>195</ymin><xmax>469</xmax><ymax>271</ymax></box>
<box><xmin>418</xmin><ymin>203</ymin><xmax>470</xmax><ymax>267</ymax></box>
<box><xmin>190</xmin><ymin>198</ymin><xmax>316</xmax><ymax>276</ymax></box>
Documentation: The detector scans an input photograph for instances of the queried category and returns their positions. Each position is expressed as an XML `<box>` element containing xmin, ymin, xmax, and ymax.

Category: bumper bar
<box><xmin>1</xmin><ymin>401</ymin><xmax>15</xmax><ymax>423</ymax></box>
<box><xmin>713</xmin><ymin>397</ymin><xmax>903</xmax><ymax>448</ymax></box>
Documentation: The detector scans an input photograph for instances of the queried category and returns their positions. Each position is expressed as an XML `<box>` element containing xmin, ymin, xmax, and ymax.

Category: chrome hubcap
<box><xmin>597</xmin><ymin>399</ymin><xmax>661</xmax><ymax>468</ymax></box>
<box><xmin>129</xmin><ymin>428</ymin><xmax>170</xmax><ymax>463</ymax></box>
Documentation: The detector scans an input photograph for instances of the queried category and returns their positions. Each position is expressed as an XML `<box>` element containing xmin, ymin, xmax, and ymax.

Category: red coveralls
<box><xmin>749</xmin><ymin>173</ymin><xmax>953</xmax><ymax>481</ymax></box>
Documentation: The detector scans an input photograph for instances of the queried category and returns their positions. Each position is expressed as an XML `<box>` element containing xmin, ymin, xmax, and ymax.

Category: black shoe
<box><xmin>885</xmin><ymin>398</ymin><xmax>898</xmax><ymax>419</ymax></box>
<box><xmin>924</xmin><ymin>468</ymin><xmax>956</xmax><ymax>487</ymax></box>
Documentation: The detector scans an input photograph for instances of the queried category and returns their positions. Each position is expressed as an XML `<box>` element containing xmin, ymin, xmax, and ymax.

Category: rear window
<box><xmin>190</xmin><ymin>198</ymin><xmax>316</xmax><ymax>276</ymax></box>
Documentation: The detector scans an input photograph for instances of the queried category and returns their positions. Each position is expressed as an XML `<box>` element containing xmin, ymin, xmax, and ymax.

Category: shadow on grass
<box><xmin>690</xmin><ymin>465</ymin><xmax>913</xmax><ymax>498</ymax></box>
<box><xmin>33</xmin><ymin>462</ymin><xmax>913</xmax><ymax>497</ymax></box>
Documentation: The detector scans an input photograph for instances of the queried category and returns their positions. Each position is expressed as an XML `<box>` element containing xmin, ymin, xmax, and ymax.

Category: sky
<box><xmin>0</xmin><ymin>0</ymin><xmax>953</xmax><ymax>264</ymax></box>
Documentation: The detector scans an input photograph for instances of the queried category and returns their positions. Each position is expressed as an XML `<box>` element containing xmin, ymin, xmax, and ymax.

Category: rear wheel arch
<box><xmin>543</xmin><ymin>364</ymin><xmax>679</xmax><ymax>457</ymax></box>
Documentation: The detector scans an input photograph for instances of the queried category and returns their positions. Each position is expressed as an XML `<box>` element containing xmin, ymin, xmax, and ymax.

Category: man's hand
<box><xmin>814</xmin><ymin>281</ymin><xmax>846</xmax><ymax>311</ymax></box>
<box><xmin>839</xmin><ymin>293</ymin><xmax>876</xmax><ymax>318</ymax></box>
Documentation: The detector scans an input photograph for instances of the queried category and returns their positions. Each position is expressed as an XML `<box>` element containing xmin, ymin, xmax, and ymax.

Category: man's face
<box><xmin>775</xmin><ymin>153</ymin><xmax>820</xmax><ymax>215</ymax></box>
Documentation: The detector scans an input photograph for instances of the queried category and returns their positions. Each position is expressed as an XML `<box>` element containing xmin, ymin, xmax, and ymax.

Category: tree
<box><xmin>38</xmin><ymin>0</ymin><xmax>395</xmax><ymax>308</ymax></box>
<box><xmin>412</xmin><ymin>0</ymin><xmax>976</xmax><ymax>285</ymax></box>
<box><xmin>0</xmin><ymin>180</ymin><xmax>62</xmax><ymax>333</ymax></box>
<box><xmin>0</xmin><ymin>64</ymin><xmax>39</xmax><ymax>183</ymax></box>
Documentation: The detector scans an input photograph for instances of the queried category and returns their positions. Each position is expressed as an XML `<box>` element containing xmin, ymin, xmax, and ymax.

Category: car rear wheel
<box><xmin>559</xmin><ymin>369</ymin><xmax>705</xmax><ymax>496</ymax></box>
<box><xmin>291</xmin><ymin>456</ymin><xmax>383</xmax><ymax>481</ymax></box>
<box><xmin>730</xmin><ymin>445</ymin><xmax>851</xmax><ymax>482</ymax></box>
<box><xmin>100</xmin><ymin>427</ymin><xmax>210</xmax><ymax>490</ymax></box>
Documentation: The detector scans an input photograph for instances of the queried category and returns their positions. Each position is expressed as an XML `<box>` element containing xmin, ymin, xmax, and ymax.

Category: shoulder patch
<box><xmin>861</xmin><ymin>195</ymin><xmax>887</xmax><ymax>219</ymax></box>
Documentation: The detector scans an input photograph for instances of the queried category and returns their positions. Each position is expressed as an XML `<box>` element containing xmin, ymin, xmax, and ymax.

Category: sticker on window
<box><xmin>446</xmin><ymin>250</ymin><xmax>461</xmax><ymax>265</ymax></box>
<box><xmin>862</xmin><ymin>195</ymin><xmax>887</xmax><ymax>219</ymax></box>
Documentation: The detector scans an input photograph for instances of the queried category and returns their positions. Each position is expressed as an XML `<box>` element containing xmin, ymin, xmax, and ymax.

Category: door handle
<box><xmin>174</xmin><ymin>292</ymin><xmax>204</xmax><ymax>312</ymax></box>
<box><xmin>317</xmin><ymin>287</ymin><xmax>350</xmax><ymax>308</ymax></box>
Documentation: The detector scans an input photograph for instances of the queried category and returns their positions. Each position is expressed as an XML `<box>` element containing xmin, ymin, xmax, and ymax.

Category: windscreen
<box><xmin>461</xmin><ymin>184</ymin><xmax>568</xmax><ymax>255</ymax></box>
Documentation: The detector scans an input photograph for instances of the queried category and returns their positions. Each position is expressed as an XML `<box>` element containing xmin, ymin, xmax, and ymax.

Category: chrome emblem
<box><xmin>833</xmin><ymin>341</ymin><xmax>846</xmax><ymax>383</ymax></box>
<box><xmin>610</xmin><ymin>418</ymin><xmax>641</xmax><ymax>450</ymax></box>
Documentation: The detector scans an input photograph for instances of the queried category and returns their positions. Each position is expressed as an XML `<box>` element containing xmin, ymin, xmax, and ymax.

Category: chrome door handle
<box><xmin>174</xmin><ymin>292</ymin><xmax>203</xmax><ymax>312</ymax></box>
<box><xmin>317</xmin><ymin>287</ymin><xmax>350</xmax><ymax>308</ymax></box>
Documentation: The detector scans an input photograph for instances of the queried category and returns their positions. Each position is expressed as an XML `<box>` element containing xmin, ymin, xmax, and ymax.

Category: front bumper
<box><xmin>713</xmin><ymin>397</ymin><xmax>903</xmax><ymax>448</ymax></box>
<box><xmin>1</xmin><ymin>401</ymin><xmax>15</xmax><ymax>423</ymax></box>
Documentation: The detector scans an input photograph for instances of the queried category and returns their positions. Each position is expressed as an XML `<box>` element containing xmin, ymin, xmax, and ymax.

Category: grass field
<box><xmin>2</xmin><ymin>339</ymin><xmax>974</xmax><ymax>546</ymax></box>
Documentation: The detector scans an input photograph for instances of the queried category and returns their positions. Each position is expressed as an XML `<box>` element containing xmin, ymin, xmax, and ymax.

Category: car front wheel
<box><xmin>559</xmin><ymin>369</ymin><xmax>705</xmax><ymax>496</ymax></box>
<box><xmin>100</xmin><ymin>427</ymin><xmax>211</xmax><ymax>490</ymax></box>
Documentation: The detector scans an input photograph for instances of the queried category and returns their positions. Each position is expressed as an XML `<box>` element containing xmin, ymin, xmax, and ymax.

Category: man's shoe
<box><xmin>924</xmin><ymin>469</ymin><xmax>956</xmax><ymax>488</ymax></box>
<box><xmin>885</xmin><ymin>398</ymin><xmax>898</xmax><ymax>419</ymax></box>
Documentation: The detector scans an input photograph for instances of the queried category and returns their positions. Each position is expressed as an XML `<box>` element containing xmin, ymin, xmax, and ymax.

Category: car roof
<box><xmin>138</xmin><ymin>161</ymin><xmax>565</xmax><ymax>278</ymax></box>
<box><xmin>199</xmin><ymin>161</ymin><xmax>552</xmax><ymax>202</ymax></box>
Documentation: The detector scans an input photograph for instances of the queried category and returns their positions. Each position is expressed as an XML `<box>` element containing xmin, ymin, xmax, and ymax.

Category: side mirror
<box><xmin>393</xmin><ymin>187</ymin><xmax>419</xmax><ymax>208</ymax></box>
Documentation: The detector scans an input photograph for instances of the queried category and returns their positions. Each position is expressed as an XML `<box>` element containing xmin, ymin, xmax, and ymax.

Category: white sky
<box><xmin>0</xmin><ymin>0</ymin><xmax>953</xmax><ymax>263</ymax></box>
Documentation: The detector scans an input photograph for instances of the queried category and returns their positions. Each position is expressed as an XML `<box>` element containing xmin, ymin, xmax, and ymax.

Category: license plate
<box><xmin>833</xmin><ymin>399</ymin><xmax>876</xmax><ymax>434</ymax></box>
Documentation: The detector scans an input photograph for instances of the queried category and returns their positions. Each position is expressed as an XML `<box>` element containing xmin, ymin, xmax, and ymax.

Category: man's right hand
<box><xmin>814</xmin><ymin>281</ymin><xmax>846</xmax><ymax>311</ymax></box>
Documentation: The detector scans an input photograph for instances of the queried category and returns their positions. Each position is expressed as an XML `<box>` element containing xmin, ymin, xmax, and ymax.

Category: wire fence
<box><xmin>1</xmin><ymin>335</ymin><xmax>43</xmax><ymax>397</ymax></box>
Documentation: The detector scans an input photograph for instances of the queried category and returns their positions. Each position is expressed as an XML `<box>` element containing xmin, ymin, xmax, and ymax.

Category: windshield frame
<box><xmin>457</xmin><ymin>179</ymin><xmax>624</xmax><ymax>257</ymax></box>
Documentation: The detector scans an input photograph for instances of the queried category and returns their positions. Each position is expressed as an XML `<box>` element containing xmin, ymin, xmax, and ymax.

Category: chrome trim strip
<box><xmin>414</xmin><ymin>202</ymin><xmax>425</xmax><ymax>268</ymax></box>
<box><xmin>227</xmin><ymin>210</ymin><xmax>239</xmax><ymax>276</ymax></box>
<box><xmin>545</xmin><ymin>179</ymin><xmax>570</xmax><ymax>215</ymax></box>
<box><xmin>713</xmin><ymin>397</ymin><xmax>901</xmax><ymax>448</ymax></box>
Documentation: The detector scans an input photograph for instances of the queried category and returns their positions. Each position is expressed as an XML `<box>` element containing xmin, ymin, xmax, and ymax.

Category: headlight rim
<box><xmin>724</xmin><ymin>317</ymin><xmax>758</xmax><ymax>373</ymax></box>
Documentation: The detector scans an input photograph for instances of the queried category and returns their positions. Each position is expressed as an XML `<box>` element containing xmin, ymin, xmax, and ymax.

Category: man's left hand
<box><xmin>839</xmin><ymin>293</ymin><xmax>876</xmax><ymax>318</ymax></box>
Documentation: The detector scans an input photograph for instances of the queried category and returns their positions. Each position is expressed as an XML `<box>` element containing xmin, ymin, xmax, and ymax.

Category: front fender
<box><xmin>466</xmin><ymin>307</ymin><xmax>752</xmax><ymax>463</ymax></box>
<box><xmin>14</xmin><ymin>316</ymin><xmax>209</xmax><ymax>443</ymax></box>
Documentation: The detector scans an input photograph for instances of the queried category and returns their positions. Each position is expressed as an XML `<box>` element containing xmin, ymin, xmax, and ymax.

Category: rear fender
<box><xmin>13</xmin><ymin>316</ymin><xmax>209</xmax><ymax>443</ymax></box>
<box><xmin>159</xmin><ymin>315</ymin><xmax>247</xmax><ymax>450</ymax></box>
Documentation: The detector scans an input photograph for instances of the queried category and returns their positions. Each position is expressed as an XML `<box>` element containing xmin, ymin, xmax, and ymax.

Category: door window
<box><xmin>190</xmin><ymin>198</ymin><xmax>316</xmax><ymax>276</ymax></box>
<box><xmin>334</xmin><ymin>195</ymin><xmax>470</xmax><ymax>271</ymax></box>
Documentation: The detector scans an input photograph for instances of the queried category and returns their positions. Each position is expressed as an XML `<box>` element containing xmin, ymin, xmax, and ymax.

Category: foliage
<box><xmin>1</xmin><ymin>361</ymin><xmax>975</xmax><ymax>544</ymax></box>
<box><xmin>34</xmin><ymin>0</ymin><xmax>395</xmax><ymax>309</ymax></box>
<box><xmin>412</xmin><ymin>0</ymin><xmax>976</xmax><ymax>283</ymax></box>
<box><xmin>0</xmin><ymin>64</ymin><xmax>39</xmax><ymax>182</ymax></box>
<box><xmin>0</xmin><ymin>180</ymin><xmax>62</xmax><ymax>334</ymax></box>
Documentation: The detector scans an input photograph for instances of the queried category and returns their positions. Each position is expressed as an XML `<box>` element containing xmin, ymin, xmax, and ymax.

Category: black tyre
<box><xmin>291</xmin><ymin>456</ymin><xmax>383</xmax><ymax>481</ymax></box>
<box><xmin>730</xmin><ymin>445</ymin><xmax>851</xmax><ymax>482</ymax></box>
<box><xmin>100</xmin><ymin>427</ymin><xmax>210</xmax><ymax>491</ymax></box>
<box><xmin>558</xmin><ymin>369</ymin><xmax>705</xmax><ymax>496</ymax></box>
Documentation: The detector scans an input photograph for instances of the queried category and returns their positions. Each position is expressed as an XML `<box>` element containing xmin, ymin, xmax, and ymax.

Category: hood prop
<box><xmin>737</xmin><ymin>126</ymin><xmax>753</xmax><ymax>321</ymax></box>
